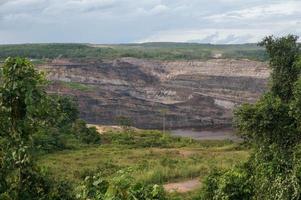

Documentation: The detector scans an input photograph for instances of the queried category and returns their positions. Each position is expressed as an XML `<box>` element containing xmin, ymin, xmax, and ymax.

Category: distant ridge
<box><xmin>0</xmin><ymin>43</ymin><xmax>267</xmax><ymax>61</ymax></box>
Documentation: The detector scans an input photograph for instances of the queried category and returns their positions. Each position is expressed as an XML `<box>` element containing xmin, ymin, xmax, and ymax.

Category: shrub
<box><xmin>72</xmin><ymin>119</ymin><xmax>101</xmax><ymax>144</ymax></box>
<box><xmin>198</xmin><ymin>166</ymin><xmax>253</xmax><ymax>200</ymax></box>
<box><xmin>76</xmin><ymin>170</ymin><xmax>167</xmax><ymax>200</ymax></box>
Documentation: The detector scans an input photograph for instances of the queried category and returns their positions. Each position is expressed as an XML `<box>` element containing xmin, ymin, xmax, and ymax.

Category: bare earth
<box><xmin>87</xmin><ymin>124</ymin><xmax>123</xmax><ymax>134</ymax></box>
<box><xmin>164</xmin><ymin>178</ymin><xmax>201</xmax><ymax>193</ymax></box>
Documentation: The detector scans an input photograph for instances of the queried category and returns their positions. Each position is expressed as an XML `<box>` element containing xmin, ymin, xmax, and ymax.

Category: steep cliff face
<box><xmin>40</xmin><ymin>58</ymin><xmax>269</xmax><ymax>129</ymax></box>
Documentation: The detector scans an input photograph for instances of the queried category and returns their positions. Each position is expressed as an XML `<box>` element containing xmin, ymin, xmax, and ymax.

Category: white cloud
<box><xmin>42</xmin><ymin>0</ymin><xmax>119</xmax><ymax>15</ymax></box>
<box><xmin>207</xmin><ymin>1</ymin><xmax>301</xmax><ymax>21</ymax></box>
<box><xmin>0</xmin><ymin>0</ymin><xmax>300</xmax><ymax>44</ymax></box>
<box><xmin>134</xmin><ymin>4</ymin><xmax>169</xmax><ymax>16</ymax></box>
<box><xmin>137</xmin><ymin>28</ymin><xmax>272</xmax><ymax>44</ymax></box>
<box><xmin>149</xmin><ymin>4</ymin><xmax>169</xmax><ymax>15</ymax></box>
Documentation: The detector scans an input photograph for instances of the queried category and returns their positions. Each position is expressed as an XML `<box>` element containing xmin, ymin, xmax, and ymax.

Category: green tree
<box><xmin>32</xmin><ymin>95</ymin><xmax>80</xmax><ymax>152</ymax></box>
<box><xmin>0</xmin><ymin>57</ymin><xmax>47</xmax><ymax>199</ymax></box>
<box><xmin>198</xmin><ymin>166</ymin><xmax>253</xmax><ymax>200</ymax></box>
<box><xmin>115</xmin><ymin>116</ymin><xmax>133</xmax><ymax>130</ymax></box>
<box><xmin>235</xmin><ymin>36</ymin><xmax>301</xmax><ymax>199</ymax></box>
<box><xmin>0</xmin><ymin>57</ymin><xmax>75</xmax><ymax>199</ymax></box>
<box><xmin>200</xmin><ymin>35</ymin><xmax>301</xmax><ymax>200</ymax></box>
<box><xmin>71</xmin><ymin>119</ymin><xmax>101</xmax><ymax>144</ymax></box>
<box><xmin>259</xmin><ymin>35</ymin><xmax>300</xmax><ymax>102</ymax></box>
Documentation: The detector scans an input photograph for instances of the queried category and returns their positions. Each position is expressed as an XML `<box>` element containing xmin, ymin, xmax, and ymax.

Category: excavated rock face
<box><xmin>40</xmin><ymin>58</ymin><xmax>269</xmax><ymax>129</ymax></box>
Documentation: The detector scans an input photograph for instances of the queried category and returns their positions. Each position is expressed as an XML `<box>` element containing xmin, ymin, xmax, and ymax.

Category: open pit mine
<box><xmin>40</xmin><ymin>57</ymin><xmax>269</xmax><ymax>129</ymax></box>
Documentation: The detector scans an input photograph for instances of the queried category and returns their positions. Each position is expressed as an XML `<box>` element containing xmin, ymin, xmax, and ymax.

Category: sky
<box><xmin>0</xmin><ymin>0</ymin><xmax>300</xmax><ymax>44</ymax></box>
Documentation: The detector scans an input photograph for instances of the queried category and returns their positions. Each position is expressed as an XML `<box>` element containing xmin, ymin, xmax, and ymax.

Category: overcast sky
<box><xmin>0</xmin><ymin>0</ymin><xmax>300</xmax><ymax>44</ymax></box>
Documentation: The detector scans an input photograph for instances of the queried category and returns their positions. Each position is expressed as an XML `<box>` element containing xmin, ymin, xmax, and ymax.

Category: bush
<box><xmin>72</xmin><ymin>119</ymin><xmax>101</xmax><ymax>144</ymax></box>
<box><xmin>104</xmin><ymin>129</ymin><xmax>199</xmax><ymax>148</ymax></box>
<box><xmin>76</xmin><ymin>170</ymin><xmax>167</xmax><ymax>200</ymax></box>
<box><xmin>33</xmin><ymin>127</ymin><xmax>69</xmax><ymax>152</ymax></box>
<box><xmin>0</xmin><ymin>166</ymin><xmax>75</xmax><ymax>200</ymax></box>
<box><xmin>32</xmin><ymin>95</ymin><xmax>80</xmax><ymax>152</ymax></box>
<box><xmin>198</xmin><ymin>166</ymin><xmax>253</xmax><ymax>200</ymax></box>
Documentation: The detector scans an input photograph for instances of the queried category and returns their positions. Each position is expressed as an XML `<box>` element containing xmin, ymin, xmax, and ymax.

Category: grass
<box><xmin>38</xmin><ymin>129</ymin><xmax>249</xmax><ymax>200</ymax></box>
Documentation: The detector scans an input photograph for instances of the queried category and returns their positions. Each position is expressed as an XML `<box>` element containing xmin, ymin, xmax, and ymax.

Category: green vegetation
<box><xmin>61</xmin><ymin>81</ymin><xmax>95</xmax><ymax>92</ymax></box>
<box><xmin>38</xmin><ymin>130</ymin><xmax>247</xmax><ymax>185</ymax></box>
<box><xmin>0</xmin><ymin>57</ymin><xmax>102</xmax><ymax>199</ymax></box>
<box><xmin>0</xmin><ymin>57</ymin><xmax>75</xmax><ymax>199</ymax></box>
<box><xmin>38</xmin><ymin>130</ymin><xmax>248</xmax><ymax>199</ymax></box>
<box><xmin>76</xmin><ymin>170</ymin><xmax>167</xmax><ymax>200</ymax></box>
<box><xmin>28</xmin><ymin>94</ymin><xmax>102</xmax><ymax>153</ymax></box>
<box><xmin>0</xmin><ymin>43</ymin><xmax>267</xmax><ymax>61</ymax></box>
<box><xmin>71</xmin><ymin>119</ymin><xmax>101</xmax><ymax>144</ymax></box>
<box><xmin>199</xmin><ymin>35</ymin><xmax>301</xmax><ymax>200</ymax></box>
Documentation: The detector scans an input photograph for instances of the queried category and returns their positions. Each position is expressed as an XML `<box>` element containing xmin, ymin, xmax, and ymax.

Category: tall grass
<box><xmin>38</xmin><ymin>129</ymin><xmax>249</xmax><ymax>186</ymax></box>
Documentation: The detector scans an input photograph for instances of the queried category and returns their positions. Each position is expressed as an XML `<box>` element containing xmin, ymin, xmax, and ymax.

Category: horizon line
<box><xmin>0</xmin><ymin>42</ymin><xmax>261</xmax><ymax>46</ymax></box>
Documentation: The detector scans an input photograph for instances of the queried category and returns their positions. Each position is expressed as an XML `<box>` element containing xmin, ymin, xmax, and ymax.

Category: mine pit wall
<box><xmin>40</xmin><ymin>58</ymin><xmax>269</xmax><ymax>129</ymax></box>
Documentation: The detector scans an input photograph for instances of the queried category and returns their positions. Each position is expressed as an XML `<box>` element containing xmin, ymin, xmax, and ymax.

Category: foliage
<box><xmin>200</xmin><ymin>35</ymin><xmax>301</xmax><ymax>200</ymax></box>
<box><xmin>198</xmin><ymin>165</ymin><xmax>253</xmax><ymax>200</ymax></box>
<box><xmin>0</xmin><ymin>57</ymin><xmax>76</xmax><ymax>199</ymax></box>
<box><xmin>0</xmin><ymin>57</ymin><xmax>47</xmax><ymax>199</ymax></box>
<box><xmin>30</xmin><ymin>93</ymin><xmax>101</xmax><ymax>151</ymax></box>
<box><xmin>72</xmin><ymin>119</ymin><xmax>101</xmax><ymax>144</ymax></box>
<box><xmin>259</xmin><ymin>35</ymin><xmax>301</xmax><ymax>101</ymax></box>
<box><xmin>115</xmin><ymin>116</ymin><xmax>133</xmax><ymax>129</ymax></box>
<box><xmin>103</xmin><ymin>129</ymin><xmax>203</xmax><ymax>148</ymax></box>
<box><xmin>236</xmin><ymin>35</ymin><xmax>301</xmax><ymax>151</ymax></box>
<box><xmin>32</xmin><ymin>95</ymin><xmax>80</xmax><ymax>152</ymax></box>
<box><xmin>76</xmin><ymin>169</ymin><xmax>167</xmax><ymax>200</ymax></box>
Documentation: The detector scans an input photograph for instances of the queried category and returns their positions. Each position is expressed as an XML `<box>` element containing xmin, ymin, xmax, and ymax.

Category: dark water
<box><xmin>169</xmin><ymin>128</ymin><xmax>239</xmax><ymax>141</ymax></box>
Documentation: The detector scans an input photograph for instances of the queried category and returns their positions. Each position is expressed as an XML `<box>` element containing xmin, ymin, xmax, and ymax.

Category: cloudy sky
<box><xmin>0</xmin><ymin>0</ymin><xmax>300</xmax><ymax>44</ymax></box>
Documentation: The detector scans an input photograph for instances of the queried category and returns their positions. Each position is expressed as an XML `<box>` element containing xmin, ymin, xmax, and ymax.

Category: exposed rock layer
<box><xmin>40</xmin><ymin>58</ymin><xmax>269</xmax><ymax>129</ymax></box>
